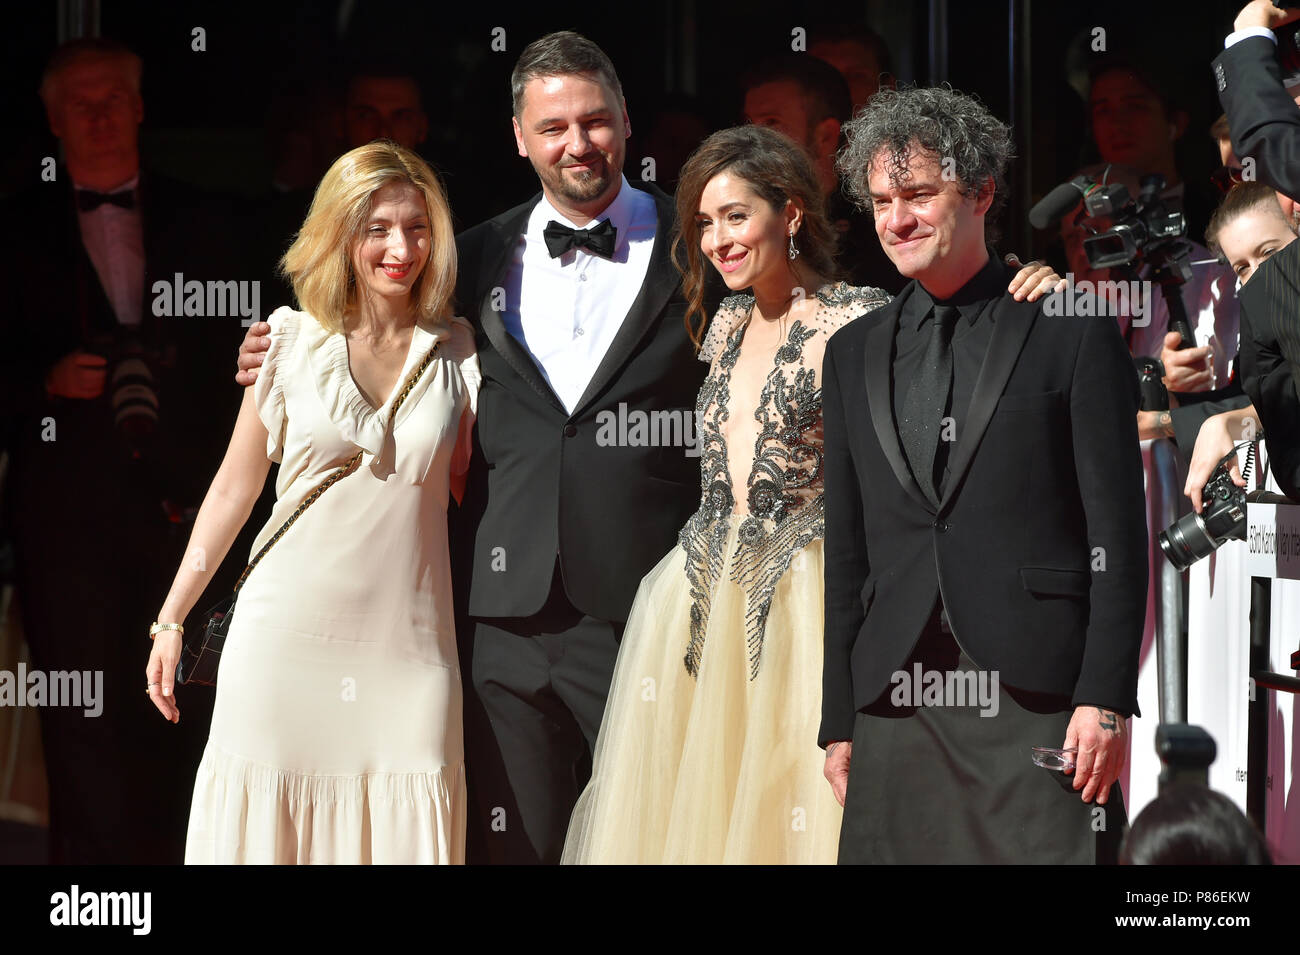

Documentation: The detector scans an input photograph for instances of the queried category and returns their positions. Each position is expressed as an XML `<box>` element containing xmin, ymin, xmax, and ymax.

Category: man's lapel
<box><xmin>569</xmin><ymin>185</ymin><xmax>677</xmax><ymax>418</ymax></box>
<box><xmin>937</xmin><ymin>296</ymin><xmax>1037</xmax><ymax>511</ymax></box>
<box><xmin>474</xmin><ymin>197</ymin><xmax>566</xmax><ymax>413</ymax></box>
<box><xmin>863</xmin><ymin>282</ymin><xmax>936</xmax><ymax>512</ymax></box>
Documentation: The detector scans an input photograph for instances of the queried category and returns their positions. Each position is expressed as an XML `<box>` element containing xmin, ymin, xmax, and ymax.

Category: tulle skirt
<box><xmin>562</xmin><ymin>524</ymin><xmax>842</xmax><ymax>864</ymax></box>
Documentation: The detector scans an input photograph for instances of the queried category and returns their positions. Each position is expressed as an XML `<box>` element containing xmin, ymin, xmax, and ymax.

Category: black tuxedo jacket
<box><xmin>0</xmin><ymin>171</ymin><xmax>249</xmax><ymax>506</ymax></box>
<box><xmin>819</xmin><ymin>276</ymin><xmax>1149</xmax><ymax>745</ymax></box>
<box><xmin>450</xmin><ymin>184</ymin><xmax>707</xmax><ymax>622</ymax></box>
<box><xmin>1238</xmin><ymin>237</ymin><xmax>1300</xmax><ymax>500</ymax></box>
<box><xmin>1214</xmin><ymin>35</ymin><xmax>1300</xmax><ymax>202</ymax></box>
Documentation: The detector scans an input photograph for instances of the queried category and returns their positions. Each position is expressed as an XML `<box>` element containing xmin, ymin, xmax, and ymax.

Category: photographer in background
<box><xmin>1056</xmin><ymin>163</ymin><xmax>1242</xmax><ymax>453</ymax></box>
<box><xmin>0</xmin><ymin>38</ymin><xmax>245</xmax><ymax>863</ymax></box>
<box><xmin>1195</xmin><ymin>182</ymin><xmax>1300</xmax><ymax>505</ymax></box>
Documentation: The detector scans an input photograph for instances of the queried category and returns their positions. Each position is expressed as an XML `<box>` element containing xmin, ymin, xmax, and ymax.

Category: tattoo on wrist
<box><xmin>1095</xmin><ymin>707</ymin><xmax>1120</xmax><ymax>734</ymax></box>
<box><xmin>826</xmin><ymin>742</ymin><xmax>843</xmax><ymax>758</ymax></box>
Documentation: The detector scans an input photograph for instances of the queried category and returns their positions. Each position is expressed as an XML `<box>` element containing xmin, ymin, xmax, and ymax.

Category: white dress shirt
<box><xmin>74</xmin><ymin>174</ymin><xmax>145</xmax><ymax>326</ymax></box>
<box><xmin>1225</xmin><ymin>26</ymin><xmax>1278</xmax><ymax>47</ymax></box>
<box><xmin>501</xmin><ymin>174</ymin><xmax>657</xmax><ymax>413</ymax></box>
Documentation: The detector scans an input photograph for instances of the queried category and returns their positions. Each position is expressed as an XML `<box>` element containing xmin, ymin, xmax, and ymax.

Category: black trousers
<box><xmin>838</xmin><ymin>610</ymin><xmax>1126</xmax><ymax>865</ymax></box>
<box><xmin>462</xmin><ymin>562</ymin><xmax>623</xmax><ymax>864</ymax></box>
<box><xmin>9</xmin><ymin>479</ymin><xmax>213</xmax><ymax>864</ymax></box>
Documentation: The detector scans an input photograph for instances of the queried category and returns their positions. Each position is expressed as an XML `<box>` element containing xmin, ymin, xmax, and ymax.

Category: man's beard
<box><xmin>550</xmin><ymin>157</ymin><xmax>615</xmax><ymax>203</ymax></box>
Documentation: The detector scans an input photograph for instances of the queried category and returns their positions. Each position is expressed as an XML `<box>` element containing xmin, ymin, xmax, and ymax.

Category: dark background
<box><xmin>0</xmin><ymin>0</ymin><xmax>1244</xmax><ymax>267</ymax></box>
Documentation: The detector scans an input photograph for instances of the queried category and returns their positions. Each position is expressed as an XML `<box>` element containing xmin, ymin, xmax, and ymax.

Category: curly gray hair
<box><xmin>837</xmin><ymin>85</ymin><xmax>1014</xmax><ymax>238</ymax></box>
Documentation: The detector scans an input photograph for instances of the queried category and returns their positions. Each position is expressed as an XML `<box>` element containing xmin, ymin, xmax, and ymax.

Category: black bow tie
<box><xmin>76</xmin><ymin>188</ymin><xmax>135</xmax><ymax>212</ymax></box>
<box><xmin>543</xmin><ymin>218</ymin><xmax>617</xmax><ymax>259</ymax></box>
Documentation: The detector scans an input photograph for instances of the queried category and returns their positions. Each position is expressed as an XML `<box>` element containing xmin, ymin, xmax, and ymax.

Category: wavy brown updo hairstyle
<box><xmin>673</xmin><ymin>125</ymin><xmax>841</xmax><ymax>349</ymax></box>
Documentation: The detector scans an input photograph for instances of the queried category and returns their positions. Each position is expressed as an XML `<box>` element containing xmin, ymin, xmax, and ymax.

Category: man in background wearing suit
<box><xmin>819</xmin><ymin>86</ymin><xmax>1148</xmax><ymax>863</ymax></box>
<box><xmin>0</xmin><ymin>38</ymin><xmax>245</xmax><ymax>863</ymax></box>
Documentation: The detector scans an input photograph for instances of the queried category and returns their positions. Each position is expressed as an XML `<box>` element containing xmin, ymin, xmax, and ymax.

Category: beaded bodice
<box><xmin>680</xmin><ymin>281</ymin><xmax>890</xmax><ymax>679</ymax></box>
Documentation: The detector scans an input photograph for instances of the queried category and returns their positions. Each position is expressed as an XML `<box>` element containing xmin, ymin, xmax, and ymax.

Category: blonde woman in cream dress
<box><xmin>145</xmin><ymin>142</ymin><xmax>479</xmax><ymax>864</ymax></box>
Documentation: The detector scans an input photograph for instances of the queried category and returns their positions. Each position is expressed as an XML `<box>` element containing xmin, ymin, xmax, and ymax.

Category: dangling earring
<box><xmin>788</xmin><ymin>230</ymin><xmax>800</xmax><ymax>261</ymax></box>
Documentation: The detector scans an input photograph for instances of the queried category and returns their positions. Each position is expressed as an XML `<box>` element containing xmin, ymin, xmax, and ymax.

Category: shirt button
<box><xmin>578</xmin><ymin>273</ymin><xmax>588</xmax><ymax>282</ymax></box>
<box><xmin>563</xmin><ymin>424</ymin><xmax>578</xmax><ymax>438</ymax></box>
<box><xmin>574</xmin><ymin>327</ymin><xmax>585</xmax><ymax>337</ymax></box>
<box><xmin>933</xmin><ymin>519</ymin><xmax>948</xmax><ymax>532</ymax></box>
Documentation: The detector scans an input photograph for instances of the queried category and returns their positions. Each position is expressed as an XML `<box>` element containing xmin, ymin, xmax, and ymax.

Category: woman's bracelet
<box><xmin>150</xmin><ymin>621</ymin><xmax>184</xmax><ymax>640</ymax></box>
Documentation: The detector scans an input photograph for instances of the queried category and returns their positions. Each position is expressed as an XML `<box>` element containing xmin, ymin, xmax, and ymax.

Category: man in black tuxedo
<box><xmin>0</xmin><ymin>38</ymin><xmax>247</xmax><ymax>863</ymax></box>
<box><xmin>819</xmin><ymin>86</ymin><xmax>1148</xmax><ymax>863</ymax></box>
<box><xmin>449</xmin><ymin>32</ymin><xmax>706</xmax><ymax>865</ymax></box>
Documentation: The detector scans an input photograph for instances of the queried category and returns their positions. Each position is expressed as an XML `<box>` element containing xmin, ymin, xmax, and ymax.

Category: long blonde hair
<box><xmin>281</xmin><ymin>140</ymin><xmax>457</xmax><ymax>333</ymax></box>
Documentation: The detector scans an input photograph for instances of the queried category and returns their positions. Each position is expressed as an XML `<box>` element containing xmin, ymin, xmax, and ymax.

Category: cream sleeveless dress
<box><xmin>184</xmin><ymin>305</ymin><xmax>479</xmax><ymax>864</ymax></box>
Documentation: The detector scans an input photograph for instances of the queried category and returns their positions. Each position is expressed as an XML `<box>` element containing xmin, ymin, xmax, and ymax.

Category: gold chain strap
<box><xmin>233</xmin><ymin>340</ymin><xmax>441</xmax><ymax>595</ymax></box>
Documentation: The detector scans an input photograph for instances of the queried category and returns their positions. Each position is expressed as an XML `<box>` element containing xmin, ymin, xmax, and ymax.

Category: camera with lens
<box><xmin>1158</xmin><ymin>456</ymin><xmax>1247</xmax><ymax>572</ymax></box>
<box><xmin>84</xmin><ymin>330</ymin><xmax>161</xmax><ymax>458</ymax></box>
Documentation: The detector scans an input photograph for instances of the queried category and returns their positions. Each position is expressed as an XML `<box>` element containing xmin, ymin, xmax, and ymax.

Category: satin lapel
<box><xmin>937</xmin><ymin>297</ymin><xmax>1037</xmax><ymax>511</ymax></box>
<box><xmin>863</xmin><ymin>283</ymin><xmax>935</xmax><ymax>512</ymax></box>
<box><xmin>570</xmin><ymin>188</ymin><xmax>677</xmax><ymax>418</ymax></box>
<box><xmin>474</xmin><ymin>199</ymin><xmax>566</xmax><ymax>413</ymax></box>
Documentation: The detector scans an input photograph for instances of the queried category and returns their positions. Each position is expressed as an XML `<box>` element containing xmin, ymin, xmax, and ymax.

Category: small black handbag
<box><xmin>175</xmin><ymin>340</ymin><xmax>440</xmax><ymax>686</ymax></box>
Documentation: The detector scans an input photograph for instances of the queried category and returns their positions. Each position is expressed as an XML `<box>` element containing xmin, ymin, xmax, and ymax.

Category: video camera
<box><xmin>1030</xmin><ymin>167</ymin><xmax>1197</xmax><ymax>411</ymax></box>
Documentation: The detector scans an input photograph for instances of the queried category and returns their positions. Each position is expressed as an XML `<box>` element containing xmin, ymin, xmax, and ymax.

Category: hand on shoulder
<box><xmin>236</xmin><ymin>306</ymin><xmax>296</xmax><ymax>387</ymax></box>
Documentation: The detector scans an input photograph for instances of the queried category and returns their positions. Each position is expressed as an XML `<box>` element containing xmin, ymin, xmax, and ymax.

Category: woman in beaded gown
<box><xmin>562</xmin><ymin>126</ymin><xmax>884</xmax><ymax>863</ymax></box>
<box><xmin>562</xmin><ymin>126</ymin><xmax>1061</xmax><ymax>865</ymax></box>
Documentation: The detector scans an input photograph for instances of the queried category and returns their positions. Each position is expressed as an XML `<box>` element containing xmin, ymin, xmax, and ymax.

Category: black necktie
<box><xmin>899</xmin><ymin>304</ymin><xmax>960</xmax><ymax>506</ymax></box>
<box><xmin>543</xmin><ymin>218</ymin><xmax>617</xmax><ymax>258</ymax></box>
<box><xmin>76</xmin><ymin>189</ymin><xmax>136</xmax><ymax>212</ymax></box>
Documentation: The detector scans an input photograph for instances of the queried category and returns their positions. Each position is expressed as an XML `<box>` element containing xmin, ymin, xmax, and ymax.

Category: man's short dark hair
<box><xmin>837</xmin><ymin>84</ymin><xmax>1013</xmax><ymax>233</ymax></box>
<box><xmin>1087</xmin><ymin>54</ymin><xmax>1182</xmax><ymax>118</ymax></box>
<box><xmin>740</xmin><ymin>53</ymin><xmax>853</xmax><ymax>127</ymax></box>
<box><xmin>808</xmin><ymin>22</ymin><xmax>895</xmax><ymax>81</ymax></box>
<box><xmin>510</xmin><ymin>31</ymin><xmax>623</xmax><ymax>118</ymax></box>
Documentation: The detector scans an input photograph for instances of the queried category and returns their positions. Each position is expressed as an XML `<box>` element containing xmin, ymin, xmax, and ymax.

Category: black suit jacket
<box><xmin>1214</xmin><ymin>35</ymin><xmax>1300</xmax><ymax>202</ymax></box>
<box><xmin>450</xmin><ymin>184</ymin><xmax>707</xmax><ymax>622</ymax></box>
<box><xmin>1237</xmin><ymin>237</ymin><xmax>1300</xmax><ymax>500</ymax></box>
<box><xmin>819</xmin><ymin>275</ymin><xmax>1149</xmax><ymax>745</ymax></box>
<box><xmin>0</xmin><ymin>171</ymin><xmax>249</xmax><ymax>505</ymax></box>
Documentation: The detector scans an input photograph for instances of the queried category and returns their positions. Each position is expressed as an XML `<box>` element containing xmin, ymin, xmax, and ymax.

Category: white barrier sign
<box><xmin>1246</xmin><ymin>503</ymin><xmax>1300</xmax><ymax>580</ymax></box>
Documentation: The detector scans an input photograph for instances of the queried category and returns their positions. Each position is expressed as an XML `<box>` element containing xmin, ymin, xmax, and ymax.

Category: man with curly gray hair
<box><xmin>820</xmin><ymin>85</ymin><xmax>1149</xmax><ymax>863</ymax></box>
